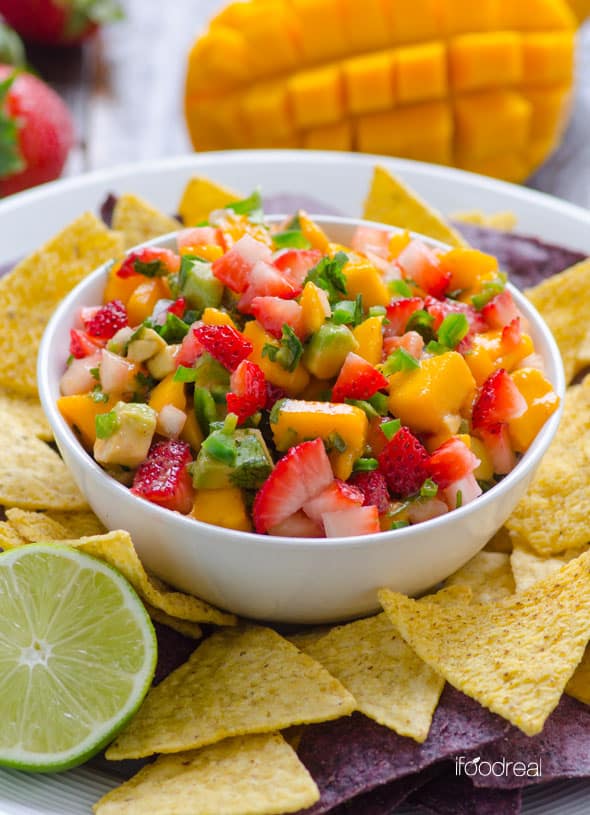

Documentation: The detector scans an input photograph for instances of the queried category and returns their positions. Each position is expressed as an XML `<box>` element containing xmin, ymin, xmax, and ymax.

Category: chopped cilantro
<box><xmin>65</xmin><ymin>354</ymin><xmax>74</xmax><ymax>367</ymax></box>
<box><xmin>382</xmin><ymin>348</ymin><xmax>420</xmax><ymax>375</ymax></box>
<box><xmin>262</xmin><ymin>324</ymin><xmax>303</xmax><ymax>372</ymax></box>
<box><xmin>273</xmin><ymin>228</ymin><xmax>311</xmax><ymax>250</ymax></box>
<box><xmin>388</xmin><ymin>279</ymin><xmax>412</xmax><ymax>298</ymax></box>
<box><xmin>391</xmin><ymin>520</ymin><xmax>410</xmax><ymax>529</ymax></box>
<box><xmin>0</xmin><ymin>73</ymin><xmax>24</xmax><ymax>177</ymax></box>
<box><xmin>133</xmin><ymin>258</ymin><xmax>167</xmax><ymax>277</ymax></box>
<box><xmin>405</xmin><ymin>309</ymin><xmax>435</xmax><ymax>341</ymax></box>
<box><xmin>420</xmin><ymin>478</ymin><xmax>438</xmax><ymax>498</ymax></box>
<box><xmin>95</xmin><ymin>410</ymin><xmax>119</xmax><ymax>440</ymax></box>
<box><xmin>381</xmin><ymin>418</ymin><xmax>401</xmax><ymax>440</ymax></box>
<box><xmin>332</xmin><ymin>295</ymin><xmax>364</xmax><ymax>326</ymax></box>
<box><xmin>173</xmin><ymin>365</ymin><xmax>198</xmax><ymax>383</ymax></box>
<box><xmin>225</xmin><ymin>189</ymin><xmax>264</xmax><ymax>223</ymax></box>
<box><xmin>352</xmin><ymin>457</ymin><xmax>379</xmax><ymax>472</ymax></box>
<box><xmin>90</xmin><ymin>385</ymin><xmax>109</xmax><ymax>404</ymax></box>
<box><xmin>304</xmin><ymin>251</ymin><xmax>348</xmax><ymax>303</ymax></box>
<box><xmin>89</xmin><ymin>367</ymin><xmax>100</xmax><ymax>381</ymax></box>
<box><xmin>437</xmin><ymin>313</ymin><xmax>469</xmax><ymax>349</ymax></box>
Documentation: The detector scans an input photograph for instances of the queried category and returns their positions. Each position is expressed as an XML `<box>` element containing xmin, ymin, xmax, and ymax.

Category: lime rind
<box><xmin>0</xmin><ymin>543</ymin><xmax>157</xmax><ymax>772</ymax></box>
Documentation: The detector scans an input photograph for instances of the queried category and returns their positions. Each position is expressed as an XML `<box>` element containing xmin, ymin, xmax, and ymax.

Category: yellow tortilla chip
<box><xmin>178</xmin><ymin>176</ymin><xmax>240</xmax><ymax>226</ymax></box>
<box><xmin>566</xmin><ymin>647</ymin><xmax>590</xmax><ymax>706</ymax></box>
<box><xmin>106</xmin><ymin>625</ymin><xmax>355</xmax><ymax>759</ymax></box>
<box><xmin>0</xmin><ymin>212</ymin><xmax>123</xmax><ymax>396</ymax></box>
<box><xmin>363</xmin><ymin>165</ymin><xmax>467</xmax><ymax>248</ymax></box>
<box><xmin>510</xmin><ymin>544</ymin><xmax>589</xmax><ymax>594</ymax></box>
<box><xmin>483</xmin><ymin>526</ymin><xmax>513</xmax><ymax>554</ymax></box>
<box><xmin>379</xmin><ymin>549</ymin><xmax>590</xmax><ymax>735</ymax></box>
<box><xmin>506</xmin><ymin>376</ymin><xmax>590</xmax><ymax>555</ymax></box>
<box><xmin>144</xmin><ymin>604</ymin><xmax>202</xmax><ymax>640</ymax></box>
<box><xmin>444</xmin><ymin>552</ymin><xmax>515</xmax><ymax>603</ymax></box>
<box><xmin>0</xmin><ymin>427</ymin><xmax>88</xmax><ymax>510</ymax></box>
<box><xmin>302</xmin><ymin>613</ymin><xmax>444</xmax><ymax>742</ymax></box>
<box><xmin>5</xmin><ymin>508</ymin><xmax>105</xmax><ymax>541</ymax></box>
<box><xmin>0</xmin><ymin>521</ymin><xmax>25</xmax><ymax>550</ymax></box>
<box><xmin>288</xmin><ymin>627</ymin><xmax>331</xmax><ymax>650</ymax></box>
<box><xmin>525</xmin><ymin>258</ymin><xmax>590</xmax><ymax>384</ymax></box>
<box><xmin>0</xmin><ymin>388</ymin><xmax>52</xmax><ymax>441</ymax></box>
<box><xmin>452</xmin><ymin>210</ymin><xmax>517</xmax><ymax>231</ymax></box>
<box><xmin>112</xmin><ymin>193</ymin><xmax>180</xmax><ymax>249</ymax></box>
<box><xmin>95</xmin><ymin>733</ymin><xmax>319</xmax><ymax>815</ymax></box>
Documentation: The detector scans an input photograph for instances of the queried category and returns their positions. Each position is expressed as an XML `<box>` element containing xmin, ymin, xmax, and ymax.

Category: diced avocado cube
<box><xmin>302</xmin><ymin>322</ymin><xmax>358</xmax><ymax>379</ymax></box>
<box><xmin>127</xmin><ymin>326</ymin><xmax>167</xmax><ymax>363</ymax></box>
<box><xmin>178</xmin><ymin>256</ymin><xmax>223</xmax><ymax>314</ymax></box>
<box><xmin>189</xmin><ymin>428</ymin><xmax>273</xmax><ymax>490</ymax></box>
<box><xmin>94</xmin><ymin>401</ymin><xmax>157</xmax><ymax>469</ymax></box>
<box><xmin>193</xmin><ymin>353</ymin><xmax>230</xmax><ymax>401</ymax></box>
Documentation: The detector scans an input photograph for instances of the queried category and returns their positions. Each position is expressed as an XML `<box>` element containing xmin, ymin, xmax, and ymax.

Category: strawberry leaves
<box><xmin>0</xmin><ymin>73</ymin><xmax>24</xmax><ymax>179</ymax></box>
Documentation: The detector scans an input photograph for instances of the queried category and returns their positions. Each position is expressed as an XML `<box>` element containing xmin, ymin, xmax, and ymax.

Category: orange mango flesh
<box><xmin>58</xmin><ymin>393</ymin><xmax>118</xmax><ymax>448</ymax></box>
<box><xmin>508</xmin><ymin>367</ymin><xmax>560</xmax><ymax>451</ymax></box>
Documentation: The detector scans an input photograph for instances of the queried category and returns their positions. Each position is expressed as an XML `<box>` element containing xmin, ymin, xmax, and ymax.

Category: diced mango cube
<box><xmin>523</xmin><ymin>84</ymin><xmax>572</xmax><ymax>140</ymax></box>
<box><xmin>340</xmin><ymin>0</ymin><xmax>393</xmax><ymax>51</ymax></box>
<box><xmin>343</xmin><ymin>260</ymin><xmax>390</xmax><ymax>308</ymax></box>
<box><xmin>299</xmin><ymin>212</ymin><xmax>331</xmax><ymax>252</ymax></box>
<box><xmin>439</xmin><ymin>248</ymin><xmax>499</xmax><ymax>293</ymax></box>
<box><xmin>356</xmin><ymin>102</ymin><xmax>452</xmax><ymax>164</ymax></box>
<box><xmin>508</xmin><ymin>368</ymin><xmax>560</xmax><ymax>452</ymax></box>
<box><xmin>353</xmin><ymin>316</ymin><xmax>384</xmax><ymax>366</ymax></box>
<box><xmin>440</xmin><ymin>0</ymin><xmax>498</xmax><ymax>35</ymax></box>
<box><xmin>342</xmin><ymin>51</ymin><xmax>395</xmax><ymax>115</ymax></box>
<box><xmin>454</xmin><ymin>90</ymin><xmax>531</xmax><ymax>161</ymax></box>
<box><xmin>185</xmin><ymin>27</ymin><xmax>252</xmax><ymax>95</ymax></box>
<box><xmin>244</xmin><ymin>320</ymin><xmax>309</xmax><ymax>395</ymax></box>
<box><xmin>388</xmin><ymin>0</ymin><xmax>440</xmax><ymax>43</ymax></box>
<box><xmin>496</xmin><ymin>0</ymin><xmax>575</xmax><ymax>31</ymax></box>
<box><xmin>300</xmin><ymin>281</ymin><xmax>330</xmax><ymax>335</ymax></box>
<box><xmin>522</xmin><ymin>32</ymin><xmax>574</xmax><ymax>85</ymax></box>
<box><xmin>126</xmin><ymin>278</ymin><xmax>171</xmax><ymax>326</ymax></box>
<box><xmin>303</xmin><ymin>121</ymin><xmax>352</xmax><ymax>151</ymax></box>
<box><xmin>201</xmin><ymin>307</ymin><xmax>237</xmax><ymax>328</ymax></box>
<box><xmin>240</xmin><ymin>81</ymin><xmax>293</xmax><ymax>145</ymax></box>
<box><xmin>148</xmin><ymin>373</ymin><xmax>187</xmax><ymax>413</ymax></box>
<box><xmin>470</xmin><ymin>436</ymin><xmax>494</xmax><ymax>481</ymax></box>
<box><xmin>237</xmin><ymin>3</ymin><xmax>302</xmax><ymax>76</ymax></box>
<box><xmin>191</xmin><ymin>487</ymin><xmax>252</xmax><ymax>531</ymax></box>
<box><xmin>456</xmin><ymin>152</ymin><xmax>531</xmax><ymax>183</ymax></box>
<box><xmin>396</xmin><ymin>42</ymin><xmax>447</xmax><ymax>104</ymax></box>
<box><xmin>271</xmin><ymin>399</ymin><xmax>368</xmax><ymax>480</ymax></box>
<box><xmin>290</xmin><ymin>0</ymin><xmax>347</xmax><ymax>63</ymax></box>
<box><xmin>288</xmin><ymin>64</ymin><xmax>344</xmax><ymax>129</ymax></box>
<box><xmin>57</xmin><ymin>394</ymin><xmax>118</xmax><ymax>449</ymax></box>
<box><xmin>449</xmin><ymin>32</ymin><xmax>523</xmax><ymax>92</ymax></box>
<box><xmin>388</xmin><ymin>351</ymin><xmax>476</xmax><ymax>434</ymax></box>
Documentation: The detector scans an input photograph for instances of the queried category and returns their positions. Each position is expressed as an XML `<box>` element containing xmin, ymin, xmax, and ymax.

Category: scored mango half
<box><xmin>185</xmin><ymin>0</ymin><xmax>578</xmax><ymax>181</ymax></box>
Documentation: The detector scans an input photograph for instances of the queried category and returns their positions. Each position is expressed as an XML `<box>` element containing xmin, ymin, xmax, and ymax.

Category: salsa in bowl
<box><xmin>38</xmin><ymin>205</ymin><xmax>564</xmax><ymax>622</ymax></box>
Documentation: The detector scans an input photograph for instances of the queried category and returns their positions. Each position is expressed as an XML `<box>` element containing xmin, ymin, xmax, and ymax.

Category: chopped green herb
<box><xmin>382</xmin><ymin>348</ymin><xmax>420</xmax><ymax>376</ymax></box>
<box><xmin>269</xmin><ymin>398</ymin><xmax>286</xmax><ymax>425</ymax></box>
<box><xmin>304</xmin><ymin>251</ymin><xmax>348</xmax><ymax>302</ymax></box>
<box><xmin>332</xmin><ymin>294</ymin><xmax>364</xmax><ymax>327</ymax></box>
<box><xmin>89</xmin><ymin>367</ymin><xmax>100</xmax><ymax>381</ymax></box>
<box><xmin>225</xmin><ymin>189</ymin><xmax>264</xmax><ymax>223</ymax></box>
<box><xmin>90</xmin><ymin>386</ymin><xmax>109</xmax><ymax>404</ymax></box>
<box><xmin>326</xmin><ymin>432</ymin><xmax>347</xmax><ymax>453</ymax></box>
<box><xmin>388</xmin><ymin>279</ymin><xmax>412</xmax><ymax>298</ymax></box>
<box><xmin>405</xmin><ymin>309</ymin><xmax>435</xmax><ymax>341</ymax></box>
<box><xmin>352</xmin><ymin>457</ymin><xmax>379</xmax><ymax>472</ymax></box>
<box><xmin>173</xmin><ymin>365</ymin><xmax>198</xmax><ymax>383</ymax></box>
<box><xmin>368</xmin><ymin>392</ymin><xmax>389</xmax><ymax>415</ymax></box>
<box><xmin>368</xmin><ymin>305</ymin><xmax>387</xmax><ymax>318</ymax></box>
<box><xmin>157</xmin><ymin>312</ymin><xmax>189</xmax><ymax>343</ymax></box>
<box><xmin>133</xmin><ymin>258</ymin><xmax>167</xmax><ymax>278</ymax></box>
<box><xmin>65</xmin><ymin>354</ymin><xmax>74</xmax><ymax>367</ymax></box>
<box><xmin>471</xmin><ymin>274</ymin><xmax>507</xmax><ymax>310</ymax></box>
<box><xmin>456</xmin><ymin>489</ymin><xmax>463</xmax><ymax>508</ymax></box>
<box><xmin>273</xmin><ymin>228</ymin><xmax>312</xmax><ymax>249</ymax></box>
<box><xmin>0</xmin><ymin>74</ymin><xmax>24</xmax><ymax>177</ymax></box>
<box><xmin>438</xmin><ymin>313</ymin><xmax>469</xmax><ymax>349</ymax></box>
<box><xmin>420</xmin><ymin>478</ymin><xmax>439</xmax><ymax>498</ymax></box>
<box><xmin>95</xmin><ymin>410</ymin><xmax>119</xmax><ymax>440</ymax></box>
<box><xmin>425</xmin><ymin>340</ymin><xmax>447</xmax><ymax>356</ymax></box>
<box><xmin>381</xmin><ymin>418</ymin><xmax>401</xmax><ymax>440</ymax></box>
<box><xmin>344</xmin><ymin>398</ymin><xmax>379</xmax><ymax>419</ymax></box>
<box><xmin>391</xmin><ymin>520</ymin><xmax>410</xmax><ymax>529</ymax></box>
<box><xmin>262</xmin><ymin>324</ymin><xmax>303</xmax><ymax>372</ymax></box>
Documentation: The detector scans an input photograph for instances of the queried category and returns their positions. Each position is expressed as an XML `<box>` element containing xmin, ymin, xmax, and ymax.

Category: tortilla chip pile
<box><xmin>2</xmin><ymin>169</ymin><xmax>590</xmax><ymax>815</ymax></box>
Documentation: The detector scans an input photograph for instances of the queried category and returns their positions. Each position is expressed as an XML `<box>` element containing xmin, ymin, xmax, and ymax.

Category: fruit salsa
<box><xmin>58</xmin><ymin>194</ymin><xmax>559</xmax><ymax>538</ymax></box>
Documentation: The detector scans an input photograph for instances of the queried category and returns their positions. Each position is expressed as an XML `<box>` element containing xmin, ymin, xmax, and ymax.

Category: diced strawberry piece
<box><xmin>69</xmin><ymin>328</ymin><xmax>104</xmax><ymax>358</ymax></box>
<box><xmin>331</xmin><ymin>352</ymin><xmax>388</xmax><ymax>402</ymax></box>
<box><xmin>226</xmin><ymin>360</ymin><xmax>267</xmax><ymax>423</ymax></box>
<box><xmin>167</xmin><ymin>297</ymin><xmax>186</xmax><ymax>318</ymax></box>
<box><xmin>176</xmin><ymin>226</ymin><xmax>221</xmax><ymax>250</ymax></box>
<box><xmin>442</xmin><ymin>472</ymin><xmax>483</xmax><ymax>510</ymax></box>
<box><xmin>383</xmin><ymin>331</ymin><xmax>424</xmax><ymax>359</ymax></box>
<box><xmin>273</xmin><ymin>248</ymin><xmax>322</xmax><ymax>288</ymax></box>
<box><xmin>83</xmin><ymin>299</ymin><xmax>128</xmax><ymax>339</ymax></box>
<box><xmin>476</xmin><ymin>423</ymin><xmax>515</xmax><ymax>475</ymax></box>
<box><xmin>238</xmin><ymin>260</ymin><xmax>300</xmax><ymax>313</ymax></box>
<box><xmin>193</xmin><ymin>324</ymin><xmax>253</xmax><ymax>372</ymax></box>
<box><xmin>424</xmin><ymin>296</ymin><xmax>487</xmax><ymax>334</ymax></box>
<box><xmin>351</xmin><ymin>226</ymin><xmax>390</xmax><ymax>259</ymax></box>
<box><xmin>250</xmin><ymin>296</ymin><xmax>305</xmax><ymax>339</ymax></box>
<box><xmin>385</xmin><ymin>297</ymin><xmax>424</xmax><ymax>335</ymax></box>
<box><xmin>407</xmin><ymin>497</ymin><xmax>449</xmax><ymax>524</ymax></box>
<box><xmin>252</xmin><ymin>438</ymin><xmax>333</xmax><ymax>533</ymax></box>
<box><xmin>117</xmin><ymin>247</ymin><xmax>180</xmax><ymax>279</ymax></box>
<box><xmin>397</xmin><ymin>240</ymin><xmax>451</xmax><ymax>298</ymax></box>
<box><xmin>268</xmin><ymin>510</ymin><xmax>324</xmax><ymax>538</ymax></box>
<box><xmin>131</xmin><ymin>439</ymin><xmax>194</xmax><ymax>514</ymax></box>
<box><xmin>348</xmin><ymin>470</ymin><xmax>390</xmax><ymax>513</ymax></box>
<box><xmin>500</xmin><ymin>317</ymin><xmax>522</xmax><ymax>354</ymax></box>
<box><xmin>302</xmin><ymin>479</ymin><xmax>364</xmax><ymax>524</ymax></box>
<box><xmin>212</xmin><ymin>234</ymin><xmax>272</xmax><ymax>293</ymax></box>
<box><xmin>265</xmin><ymin>381</ymin><xmax>288</xmax><ymax>409</ymax></box>
<box><xmin>429</xmin><ymin>437</ymin><xmax>481</xmax><ymax>489</ymax></box>
<box><xmin>378</xmin><ymin>426</ymin><xmax>431</xmax><ymax>497</ymax></box>
<box><xmin>176</xmin><ymin>325</ymin><xmax>204</xmax><ymax>368</ymax></box>
<box><xmin>471</xmin><ymin>369</ymin><xmax>527</xmax><ymax>430</ymax></box>
<box><xmin>322</xmin><ymin>505</ymin><xmax>380</xmax><ymax>537</ymax></box>
<box><xmin>481</xmin><ymin>289</ymin><xmax>518</xmax><ymax>329</ymax></box>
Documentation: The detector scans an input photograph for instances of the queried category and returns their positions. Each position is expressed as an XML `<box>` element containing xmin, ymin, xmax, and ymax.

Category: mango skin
<box><xmin>388</xmin><ymin>351</ymin><xmax>476</xmax><ymax>434</ymax></box>
<box><xmin>271</xmin><ymin>399</ymin><xmax>368</xmax><ymax>479</ymax></box>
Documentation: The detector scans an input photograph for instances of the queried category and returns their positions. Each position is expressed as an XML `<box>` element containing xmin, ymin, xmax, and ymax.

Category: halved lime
<box><xmin>0</xmin><ymin>543</ymin><xmax>157</xmax><ymax>772</ymax></box>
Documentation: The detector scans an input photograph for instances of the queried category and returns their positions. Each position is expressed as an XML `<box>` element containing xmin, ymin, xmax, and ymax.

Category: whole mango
<box><xmin>184</xmin><ymin>0</ymin><xmax>582</xmax><ymax>182</ymax></box>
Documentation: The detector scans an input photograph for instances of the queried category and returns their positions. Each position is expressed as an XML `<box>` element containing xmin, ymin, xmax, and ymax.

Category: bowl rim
<box><xmin>38</xmin><ymin>214</ymin><xmax>566</xmax><ymax>552</ymax></box>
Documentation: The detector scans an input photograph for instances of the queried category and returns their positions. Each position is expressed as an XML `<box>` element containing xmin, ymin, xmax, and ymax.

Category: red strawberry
<box><xmin>69</xmin><ymin>328</ymin><xmax>104</xmax><ymax>359</ymax></box>
<box><xmin>378</xmin><ymin>426</ymin><xmax>431</xmax><ymax>497</ymax></box>
<box><xmin>0</xmin><ymin>0</ymin><xmax>122</xmax><ymax>45</ymax></box>
<box><xmin>265</xmin><ymin>382</ymin><xmax>287</xmax><ymax>409</ymax></box>
<box><xmin>193</xmin><ymin>324</ymin><xmax>253</xmax><ymax>372</ymax></box>
<box><xmin>302</xmin><ymin>479</ymin><xmax>364</xmax><ymax>524</ymax></box>
<box><xmin>351</xmin><ymin>226</ymin><xmax>390</xmax><ymax>259</ymax></box>
<box><xmin>429</xmin><ymin>437</ymin><xmax>480</xmax><ymax>489</ymax></box>
<box><xmin>385</xmin><ymin>297</ymin><xmax>424</xmax><ymax>335</ymax></box>
<box><xmin>383</xmin><ymin>331</ymin><xmax>424</xmax><ymax>360</ymax></box>
<box><xmin>226</xmin><ymin>360</ymin><xmax>267</xmax><ymax>423</ymax></box>
<box><xmin>238</xmin><ymin>260</ymin><xmax>300</xmax><ymax>313</ymax></box>
<box><xmin>212</xmin><ymin>234</ymin><xmax>272</xmax><ymax>293</ymax></box>
<box><xmin>0</xmin><ymin>67</ymin><xmax>74</xmax><ymax>196</ymax></box>
<box><xmin>131</xmin><ymin>439</ymin><xmax>194</xmax><ymax>514</ymax></box>
<box><xmin>250</xmin><ymin>296</ymin><xmax>305</xmax><ymax>339</ymax></box>
<box><xmin>268</xmin><ymin>510</ymin><xmax>323</xmax><ymax>538</ymax></box>
<box><xmin>348</xmin><ymin>470</ymin><xmax>390</xmax><ymax>513</ymax></box>
<box><xmin>481</xmin><ymin>289</ymin><xmax>519</xmax><ymax>329</ymax></box>
<box><xmin>500</xmin><ymin>317</ymin><xmax>522</xmax><ymax>354</ymax></box>
<box><xmin>322</xmin><ymin>505</ymin><xmax>380</xmax><ymax>537</ymax></box>
<box><xmin>476</xmin><ymin>423</ymin><xmax>515</xmax><ymax>475</ymax></box>
<box><xmin>117</xmin><ymin>247</ymin><xmax>179</xmax><ymax>279</ymax></box>
<box><xmin>273</xmin><ymin>248</ymin><xmax>322</xmax><ymax>287</ymax></box>
<box><xmin>397</xmin><ymin>240</ymin><xmax>451</xmax><ymax>298</ymax></box>
<box><xmin>331</xmin><ymin>352</ymin><xmax>388</xmax><ymax>402</ymax></box>
<box><xmin>424</xmin><ymin>296</ymin><xmax>487</xmax><ymax>334</ymax></box>
<box><xmin>471</xmin><ymin>369</ymin><xmax>527</xmax><ymax>430</ymax></box>
<box><xmin>252</xmin><ymin>438</ymin><xmax>333</xmax><ymax>533</ymax></box>
<box><xmin>83</xmin><ymin>299</ymin><xmax>128</xmax><ymax>339</ymax></box>
<box><xmin>176</xmin><ymin>326</ymin><xmax>203</xmax><ymax>368</ymax></box>
<box><xmin>167</xmin><ymin>297</ymin><xmax>186</xmax><ymax>318</ymax></box>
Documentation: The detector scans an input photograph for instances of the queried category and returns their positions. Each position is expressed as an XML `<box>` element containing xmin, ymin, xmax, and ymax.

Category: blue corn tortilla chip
<box><xmin>409</xmin><ymin>763</ymin><xmax>522</xmax><ymax>814</ymax></box>
<box><xmin>328</xmin><ymin>766</ymin><xmax>440</xmax><ymax>815</ymax></box>
<box><xmin>464</xmin><ymin>695</ymin><xmax>590</xmax><ymax>789</ymax></box>
<box><xmin>295</xmin><ymin>686</ymin><xmax>508</xmax><ymax>814</ymax></box>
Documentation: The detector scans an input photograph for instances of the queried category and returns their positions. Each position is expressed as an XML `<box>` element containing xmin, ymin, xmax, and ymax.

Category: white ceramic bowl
<box><xmin>38</xmin><ymin>216</ymin><xmax>565</xmax><ymax>623</ymax></box>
